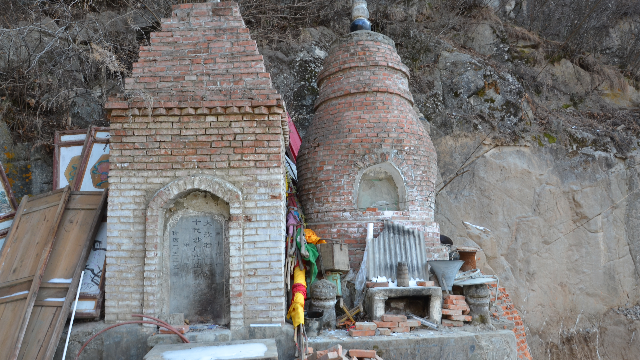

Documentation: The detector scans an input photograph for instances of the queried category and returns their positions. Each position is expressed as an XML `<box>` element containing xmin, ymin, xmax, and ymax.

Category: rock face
<box><xmin>434</xmin><ymin>132</ymin><xmax>640</xmax><ymax>358</ymax></box>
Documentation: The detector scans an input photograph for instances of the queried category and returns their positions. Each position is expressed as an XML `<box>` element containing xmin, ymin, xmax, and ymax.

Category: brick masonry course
<box><xmin>296</xmin><ymin>30</ymin><xmax>446</xmax><ymax>270</ymax></box>
<box><xmin>104</xmin><ymin>1</ymin><xmax>287</xmax><ymax>329</ymax></box>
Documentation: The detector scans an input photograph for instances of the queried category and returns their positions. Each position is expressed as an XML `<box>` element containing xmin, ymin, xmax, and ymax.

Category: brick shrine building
<box><xmin>104</xmin><ymin>1</ymin><xmax>288</xmax><ymax>329</ymax></box>
<box><xmin>297</xmin><ymin>30</ymin><xmax>448</xmax><ymax>269</ymax></box>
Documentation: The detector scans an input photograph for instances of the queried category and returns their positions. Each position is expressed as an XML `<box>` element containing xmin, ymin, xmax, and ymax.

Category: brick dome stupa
<box><xmin>296</xmin><ymin>1</ymin><xmax>446</xmax><ymax>269</ymax></box>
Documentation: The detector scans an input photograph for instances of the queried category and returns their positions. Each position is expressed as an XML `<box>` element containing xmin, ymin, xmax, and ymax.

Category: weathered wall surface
<box><xmin>433</xmin><ymin>132</ymin><xmax>640</xmax><ymax>359</ymax></box>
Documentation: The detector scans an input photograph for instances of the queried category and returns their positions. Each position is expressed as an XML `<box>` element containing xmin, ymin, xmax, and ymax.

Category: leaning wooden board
<box><xmin>0</xmin><ymin>187</ymin><xmax>70</xmax><ymax>360</ymax></box>
<box><xmin>17</xmin><ymin>191</ymin><xmax>106</xmax><ymax>360</ymax></box>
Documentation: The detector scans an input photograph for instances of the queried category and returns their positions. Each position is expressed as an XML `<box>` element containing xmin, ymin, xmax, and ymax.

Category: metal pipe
<box><xmin>63</xmin><ymin>272</ymin><xmax>84</xmax><ymax>359</ymax></box>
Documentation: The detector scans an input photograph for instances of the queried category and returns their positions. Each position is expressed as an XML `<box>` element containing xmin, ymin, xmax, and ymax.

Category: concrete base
<box><xmin>150</xmin><ymin>325</ymin><xmax>296</xmax><ymax>359</ymax></box>
<box><xmin>365</xmin><ymin>287</ymin><xmax>442</xmax><ymax>324</ymax></box>
<box><xmin>144</xmin><ymin>339</ymin><xmax>278</xmax><ymax>360</ymax></box>
<box><xmin>309</xmin><ymin>328</ymin><xmax>517</xmax><ymax>360</ymax></box>
<box><xmin>54</xmin><ymin>321</ymin><xmax>156</xmax><ymax>360</ymax></box>
<box><xmin>55</xmin><ymin>321</ymin><xmax>295</xmax><ymax>360</ymax></box>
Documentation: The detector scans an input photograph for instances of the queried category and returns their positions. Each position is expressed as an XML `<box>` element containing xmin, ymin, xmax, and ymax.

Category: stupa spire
<box><xmin>350</xmin><ymin>0</ymin><xmax>372</xmax><ymax>32</ymax></box>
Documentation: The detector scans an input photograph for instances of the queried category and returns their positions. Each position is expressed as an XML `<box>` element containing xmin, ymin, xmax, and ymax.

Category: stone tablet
<box><xmin>169</xmin><ymin>215</ymin><xmax>226</xmax><ymax>324</ymax></box>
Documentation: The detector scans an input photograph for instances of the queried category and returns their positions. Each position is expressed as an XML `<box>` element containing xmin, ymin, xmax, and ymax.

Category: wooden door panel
<box><xmin>0</xmin><ymin>188</ymin><xmax>69</xmax><ymax>360</ymax></box>
<box><xmin>17</xmin><ymin>191</ymin><xmax>106</xmax><ymax>360</ymax></box>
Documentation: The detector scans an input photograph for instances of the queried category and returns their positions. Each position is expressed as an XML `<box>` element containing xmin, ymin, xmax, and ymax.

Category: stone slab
<box><xmin>454</xmin><ymin>277</ymin><xmax>497</xmax><ymax>286</ymax></box>
<box><xmin>144</xmin><ymin>339</ymin><xmax>278</xmax><ymax>360</ymax></box>
<box><xmin>310</xmin><ymin>329</ymin><xmax>516</xmax><ymax>360</ymax></box>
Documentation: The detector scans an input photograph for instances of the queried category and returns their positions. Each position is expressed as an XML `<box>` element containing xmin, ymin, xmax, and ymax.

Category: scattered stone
<box><xmin>158</xmin><ymin>325</ymin><xmax>189</xmax><ymax>334</ymax></box>
<box><xmin>445</xmin><ymin>315</ymin><xmax>473</xmax><ymax>322</ymax></box>
<box><xmin>349</xmin><ymin>349</ymin><xmax>377</xmax><ymax>358</ymax></box>
<box><xmin>442</xmin><ymin>319</ymin><xmax>463</xmax><ymax>327</ymax></box>
<box><xmin>381</xmin><ymin>314</ymin><xmax>407</xmax><ymax>322</ymax></box>
<box><xmin>373</xmin><ymin>320</ymin><xmax>397</xmax><ymax>328</ymax></box>
<box><xmin>391</xmin><ymin>326</ymin><xmax>410</xmax><ymax>333</ymax></box>
<box><xmin>366</xmin><ymin>282</ymin><xmax>389</xmax><ymax>288</ymax></box>
<box><xmin>398</xmin><ymin>320</ymin><xmax>420</xmax><ymax>328</ymax></box>
<box><xmin>319</xmin><ymin>351</ymin><xmax>339</xmax><ymax>360</ymax></box>
<box><xmin>355</xmin><ymin>322</ymin><xmax>377</xmax><ymax>331</ymax></box>
<box><xmin>443</xmin><ymin>304</ymin><xmax>470</xmax><ymax>311</ymax></box>
<box><xmin>442</xmin><ymin>309</ymin><xmax>463</xmax><ymax>316</ymax></box>
<box><xmin>326</xmin><ymin>344</ymin><xmax>342</xmax><ymax>356</ymax></box>
<box><xmin>349</xmin><ymin>329</ymin><xmax>376</xmax><ymax>337</ymax></box>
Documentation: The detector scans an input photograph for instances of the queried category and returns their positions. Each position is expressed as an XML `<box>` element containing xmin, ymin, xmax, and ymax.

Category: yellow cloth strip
<box><xmin>304</xmin><ymin>229</ymin><xmax>326</xmax><ymax>245</ymax></box>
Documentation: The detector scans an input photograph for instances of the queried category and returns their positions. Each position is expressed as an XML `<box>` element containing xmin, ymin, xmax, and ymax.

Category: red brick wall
<box><xmin>297</xmin><ymin>31</ymin><xmax>446</xmax><ymax>270</ymax></box>
<box><xmin>491</xmin><ymin>284</ymin><xmax>533</xmax><ymax>360</ymax></box>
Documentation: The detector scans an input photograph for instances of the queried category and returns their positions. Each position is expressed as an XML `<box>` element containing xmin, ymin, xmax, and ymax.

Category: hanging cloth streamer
<box><xmin>297</xmin><ymin>233</ymin><xmax>319</xmax><ymax>285</ymax></box>
<box><xmin>304</xmin><ymin>229</ymin><xmax>326</xmax><ymax>245</ymax></box>
<box><xmin>287</xmin><ymin>266</ymin><xmax>307</xmax><ymax>327</ymax></box>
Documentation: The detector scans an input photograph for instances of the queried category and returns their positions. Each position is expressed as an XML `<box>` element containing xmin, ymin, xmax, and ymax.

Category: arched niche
<box><xmin>144</xmin><ymin>175</ymin><xmax>243</xmax><ymax>327</ymax></box>
<box><xmin>355</xmin><ymin>162</ymin><xmax>406</xmax><ymax>211</ymax></box>
<box><xmin>164</xmin><ymin>191</ymin><xmax>230</xmax><ymax>324</ymax></box>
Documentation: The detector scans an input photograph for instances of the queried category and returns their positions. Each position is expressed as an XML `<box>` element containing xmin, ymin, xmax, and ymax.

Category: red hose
<box><xmin>131</xmin><ymin>314</ymin><xmax>184</xmax><ymax>334</ymax></box>
<box><xmin>75</xmin><ymin>319</ymin><xmax>190</xmax><ymax>360</ymax></box>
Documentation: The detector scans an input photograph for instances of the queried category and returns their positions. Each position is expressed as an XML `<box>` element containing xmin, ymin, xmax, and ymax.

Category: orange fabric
<box><xmin>304</xmin><ymin>229</ymin><xmax>326</xmax><ymax>245</ymax></box>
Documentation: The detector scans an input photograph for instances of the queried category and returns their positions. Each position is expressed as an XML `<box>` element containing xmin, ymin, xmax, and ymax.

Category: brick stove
<box><xmin>297</xmin><ymin>30</ymin><xmax>447</xmax><ymax>269</ymax></box>
<box><xmin>104</xmin><ymin>1</ymin><xmax>288</xmax><ymax>329</ymax></box>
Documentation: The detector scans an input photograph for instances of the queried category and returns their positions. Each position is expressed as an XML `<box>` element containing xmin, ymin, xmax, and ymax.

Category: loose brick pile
<box><xmin>312</xmin><ymin>344</ymin><xmax>383</xmax><ymax>360</ymax></box>
<box><xmin>441</xmin><ymin>294</ymin><xmax>472</xmax><ymax>327</ymax></box>
<box><xmin>296</xmin><ymin>30</ymin><xmax>447</xmax><ymax>270</ymax></box>
<box><xmin>490</xmin><ymin>285</ymin><xmax>533</xmax><ymax>360</ymax></box>
<box><xmin>345</xmin><ymin>315</ymin><xmax>420</xmax><ymax>336</ymax></box>
<box><xmin>104</xmin><ymin>1</ymin><xmax>287</xmax><ymax>328</ymax></box>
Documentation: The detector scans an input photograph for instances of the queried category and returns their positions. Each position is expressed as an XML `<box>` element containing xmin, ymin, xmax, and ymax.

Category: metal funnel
<box><xmin>428</xmin><ymin>260</ymin><xmax>464</xmax><ymax>291</ymax></box>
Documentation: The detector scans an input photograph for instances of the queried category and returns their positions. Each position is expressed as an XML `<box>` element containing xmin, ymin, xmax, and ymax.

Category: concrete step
<box><xmin>144</xmin><ymin>339</ymin><xmax>278</xmax><ymax>360</ymax></box>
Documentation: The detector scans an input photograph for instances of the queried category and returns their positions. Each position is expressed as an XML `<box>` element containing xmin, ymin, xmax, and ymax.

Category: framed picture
<box><xmin>74</xmin><ymin>127</ymin><xmax>110</xmax><ymax>191</ymax></box>
<box><xmin>54</xmin><ymin>127</ymin><xmax>110</xmax><ymax>191</ymax></box>
<box><xmin>53</xmin><ymin>129</ymin><xmax>88</xmax><ymax>190</ymax></box>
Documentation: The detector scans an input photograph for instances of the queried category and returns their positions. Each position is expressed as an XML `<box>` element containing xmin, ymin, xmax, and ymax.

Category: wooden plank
<box><xmin>0</xmin><ymin>293</ymin><xmax>29</xmax><ymax>305</ymax></box>
<box><xmin>0</xmin><ymin>162</ymin><xmax>18</xmax><ymax>211</ymax></box>
<box><xmin>38</xmin><ymin>283</ymin><xmax>70</xmax><ymax>289</ymax></box>
<box><xmin>20</xmin><ymin>202</ymin><xmax>60</xmax><ymax>215</ymax></box>
<box><xmin>19</xmin><ymin>306</ymin><xmax>56</xmax><ymax>360</ymax></box>
<box><xmin>18</xmin><ymin>190</ymin><xmax>107</xmax><ymax>360</ymax></box>
<box><xmin>0</xmin><ymin>301</ymin><xmax>23</xmax><ymax>352</ymax></box>
<box><xmin>0</xmin><ymin>276</ymin><xmax>35</xmax><ymax>290</ymax></box>
<box><xmin>0</xmin><ymin>187</ymin><xmax>70</xmax><ymax>360</ymax></box>
<box><xmin>33</xmin><ymin>301</ymin><xmax>65</xmax><ymax>307</ymax></box>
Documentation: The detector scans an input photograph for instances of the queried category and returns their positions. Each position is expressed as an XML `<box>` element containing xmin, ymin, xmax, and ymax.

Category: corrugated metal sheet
<box><xmin>367</xmin><ymin>220</ymin><xmax>429</xmax><ymax>281</ymax></box>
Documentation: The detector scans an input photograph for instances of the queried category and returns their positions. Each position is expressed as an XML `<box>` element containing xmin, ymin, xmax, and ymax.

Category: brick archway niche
<box><xmin>355</xmin><ymin>162</ymin><xmax>406</xmax><ymax>211</ymax></box>
<box><xmin>144</xmin><ymin>175</ymin><xmax>243</xmax><ymax>326</ymax></box>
